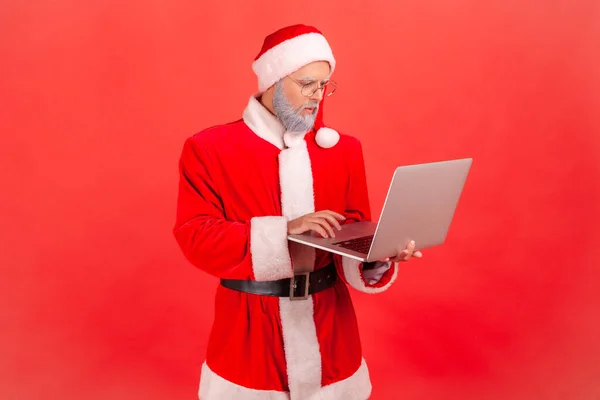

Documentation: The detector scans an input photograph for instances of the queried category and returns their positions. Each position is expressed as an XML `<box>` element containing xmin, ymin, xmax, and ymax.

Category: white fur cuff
<box><xmin>341</xmin><ymin>257</ymin><xmax>398</xmax><ymax>294</ymax></box>
<box><xmin>250</xmin><ymin>216</ymin><xmax>293</xmax><ymax>281</ymax></box>
<box><xmin>362</xmin><ymin>262</ymin><xmax>392</xmax><ymax>284</ymax></box>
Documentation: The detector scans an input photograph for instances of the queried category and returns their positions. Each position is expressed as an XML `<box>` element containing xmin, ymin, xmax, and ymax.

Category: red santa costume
<box><xmin>174</xmin><ymin>25</ymin><xmax>399</xmax><ymax>400</ymax></box>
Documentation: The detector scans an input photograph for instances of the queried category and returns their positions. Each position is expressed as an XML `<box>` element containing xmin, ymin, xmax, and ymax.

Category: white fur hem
<box><xmin>341</xmin><ymin>258</ymin><xmax>398</xmax><ymax>293</ymax></box>
<box><xmin>252</xmin><ymin>32</ymin><xmax>336</xmax><ymax>93</ymax></box>
<box><xmin>279</xmin><ymin>296</ymin><xmax>322</xmax><ymax>399</ymax></box>
<box><xmin>198</xmin><ymin>359</ymin><xmax>372</xmax><ymax>400</ymax></box>
<box><xmin>199</xmin><ymin>362</ymin><xmax>288</xmax><ymax>400</ymax></box>
<box><xmin>250</xmin><ymin>216</ymin><xmax>293</xmax><ymax>281</ymax></box>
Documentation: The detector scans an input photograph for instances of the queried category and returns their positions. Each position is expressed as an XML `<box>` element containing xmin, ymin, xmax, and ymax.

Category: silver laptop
<box><xmin>287</xmin><ymin>158</ymin><xmax>472</xmax><ymax>262</ymax></box>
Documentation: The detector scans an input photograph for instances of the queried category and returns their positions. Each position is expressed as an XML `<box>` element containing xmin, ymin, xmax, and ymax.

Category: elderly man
<box><xmin>174</xmin><ymin>24</ymin><xmax>422</xmax><ymax>400</ymax></box>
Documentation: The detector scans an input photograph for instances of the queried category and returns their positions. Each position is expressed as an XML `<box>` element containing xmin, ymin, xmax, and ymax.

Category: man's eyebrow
<box><xmin>298</xmin><ymin>77</ymin><xmax>331</xmax><ymax>83</ymax></box>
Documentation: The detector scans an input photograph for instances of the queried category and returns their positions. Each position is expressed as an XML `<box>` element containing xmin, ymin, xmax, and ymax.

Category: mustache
<box><xmin>296</xmin><ymin>102</ymin><xmax>319</xmax><ymax>113</ymax></box>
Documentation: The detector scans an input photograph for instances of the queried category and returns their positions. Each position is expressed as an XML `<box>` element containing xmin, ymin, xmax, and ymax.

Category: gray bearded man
<box><xmin>174</xmin><ymin>24</ymin><xmax>422</xmax><ymax>399</ymax></box>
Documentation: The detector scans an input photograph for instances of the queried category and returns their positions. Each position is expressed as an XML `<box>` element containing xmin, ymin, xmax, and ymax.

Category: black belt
<box><xmin>220</xmin><ymin>263</ymin><xmax>337</xmax><ymax>300</ymax></box>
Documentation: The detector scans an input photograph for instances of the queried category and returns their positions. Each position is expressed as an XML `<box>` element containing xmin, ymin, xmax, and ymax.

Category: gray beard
<box><xmin>273</xmin><ymin>80</ymin><xmax>319</xmax><ymax>133</ymax></box>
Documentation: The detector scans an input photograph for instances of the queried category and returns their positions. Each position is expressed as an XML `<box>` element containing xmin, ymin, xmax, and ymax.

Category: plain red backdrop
<box><xmin>1</xmin><ymin>0</ymin><xmax>599</xmax><ymax>399</ymax></box>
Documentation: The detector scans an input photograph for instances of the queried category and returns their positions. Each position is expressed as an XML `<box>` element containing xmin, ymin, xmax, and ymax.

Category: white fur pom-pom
<box><xmin>315</xmin><ymin>127</ymin><xmax>340</xmax><ymax>148</ymax></box>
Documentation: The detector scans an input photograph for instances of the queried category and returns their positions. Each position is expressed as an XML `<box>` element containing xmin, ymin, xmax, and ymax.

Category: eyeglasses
<box><xmin>286</xmin><ymin>76</ymin><xmax>338</xmax><ymax>97</ymax></box>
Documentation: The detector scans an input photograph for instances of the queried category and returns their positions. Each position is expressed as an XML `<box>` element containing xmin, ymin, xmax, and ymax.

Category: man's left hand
<box><xmin>381</xmin><ymin>240</ymin><xmax>423</xmax><ymax>262</ymax></box>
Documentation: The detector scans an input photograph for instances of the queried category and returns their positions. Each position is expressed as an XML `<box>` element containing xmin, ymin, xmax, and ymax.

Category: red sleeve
<box><xmin>173</xmin><ymin>136</ymin><xmax>293</xmax><ymax>281</ymax></box>
<box><xmin>332</xmin><ymin>136</ymin><xmax>398</xmax><ymax>293</ymax></box>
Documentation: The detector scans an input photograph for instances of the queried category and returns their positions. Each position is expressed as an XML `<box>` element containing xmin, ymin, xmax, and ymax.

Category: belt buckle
<box><xmin>289</xmin><ymin>272</ymin><xmax>310</xmax><ymax>301</ymax></box>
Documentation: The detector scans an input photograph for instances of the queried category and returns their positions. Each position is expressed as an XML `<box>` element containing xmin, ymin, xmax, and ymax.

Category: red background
<box><xmin>1</xmin><ymin>1</ymin><xmax>599</xmax><ymax>399</ymax></box>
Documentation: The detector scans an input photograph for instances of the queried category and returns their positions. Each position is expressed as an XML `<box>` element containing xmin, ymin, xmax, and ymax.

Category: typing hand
<box><xmin>381</xmin><ymin>240</ymin><xmax>423</xmax><ymax>262</ymax></box>
<box><xmin>287</xmin><ymin>210</ymin><xmax>346</xmax><ymax>239</ymax></box>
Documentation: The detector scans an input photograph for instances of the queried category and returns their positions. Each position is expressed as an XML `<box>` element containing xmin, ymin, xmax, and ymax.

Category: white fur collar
<box><xmin>242</xmin><ymin>95</ymin><xmax>286</xmax><ymax>150</ymax></box>
<box><xmin>242</xmin><ymin>95</ymin><xmax>311</xmax><ymax>150</ymax></box>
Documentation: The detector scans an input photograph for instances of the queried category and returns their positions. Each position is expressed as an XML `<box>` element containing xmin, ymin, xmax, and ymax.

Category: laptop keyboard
<box><xmin>333</xmin><ymin>235</ymin><xmax>374</xmax><ymax>255</ymax></box>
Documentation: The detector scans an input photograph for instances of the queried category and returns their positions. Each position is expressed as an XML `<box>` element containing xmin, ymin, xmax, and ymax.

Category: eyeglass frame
<box><xmin>285</xmin><ymin>76</ymin><xmax>338</xmax><ymax>97</ymax></box>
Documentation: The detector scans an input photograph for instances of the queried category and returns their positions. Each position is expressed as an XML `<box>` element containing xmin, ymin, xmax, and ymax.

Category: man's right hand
<box><xmin>287</xmin><ymin>210</ymin><xmax>346</xmax><ymax>239</ymax></box>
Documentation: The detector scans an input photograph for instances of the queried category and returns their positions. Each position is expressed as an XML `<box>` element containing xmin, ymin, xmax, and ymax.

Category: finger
<box><xmin>396</xmin><ymin>249</ymin><xmax>410</xmax><ymax>262</ymax></box>
<box><xmin>319</xmin><ymin>218</ymin><xmax>337</xmax><ymax>238</ymax></box>
<box><xmin>308</xmin><ymin>223</ymin><xmax>329</xmax><ymax>239</ymax></box>
<box><xmin>319</xmin><ymin>210</ymin><xmax>346</xmax><ymax>221</ymax></box>
<box><xmin>309</xmin><ymin>221</ymin><xmax>331</xmax><ymax>238</ymax></box>
<box><xmin>413</xmin><ymin>251</ymin><xmax>423</xmax><ymax>258</ymax></box>
<box><xmin>388</xmin><ymin>250</ymin><xmax>405</xmax><ymax>263</ymax></box>
<box><xmin>400</xmin><ymin>250</ymin><xmax>412</xmax><ymax>261</ymax></box>
<box><xmin>320</xmin><ymin>213</ymin><xmax>342</xmax><ymax>231</ymax></box>
<box><xmin>310</xmin><ymin>218</ymin><xmax>336</xmax><ymax>238</ymax></box>
<box><xmin>403</xmin><ymin>241</ymin><xmax>416</xmax><ymax>260</ymax></box>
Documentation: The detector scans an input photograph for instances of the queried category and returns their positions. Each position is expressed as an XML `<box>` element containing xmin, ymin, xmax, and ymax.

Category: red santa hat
<box><xmin>253</xmin><ymin>24</ymin><xmax>340</xmax><ymax>148</ymax></box>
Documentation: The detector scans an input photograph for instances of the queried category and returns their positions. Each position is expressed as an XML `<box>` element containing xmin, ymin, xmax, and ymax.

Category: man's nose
<box><xmin>310</xmin><ymin>88</ymin><xmax>324</xmax><ymax>103</ymax></box>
